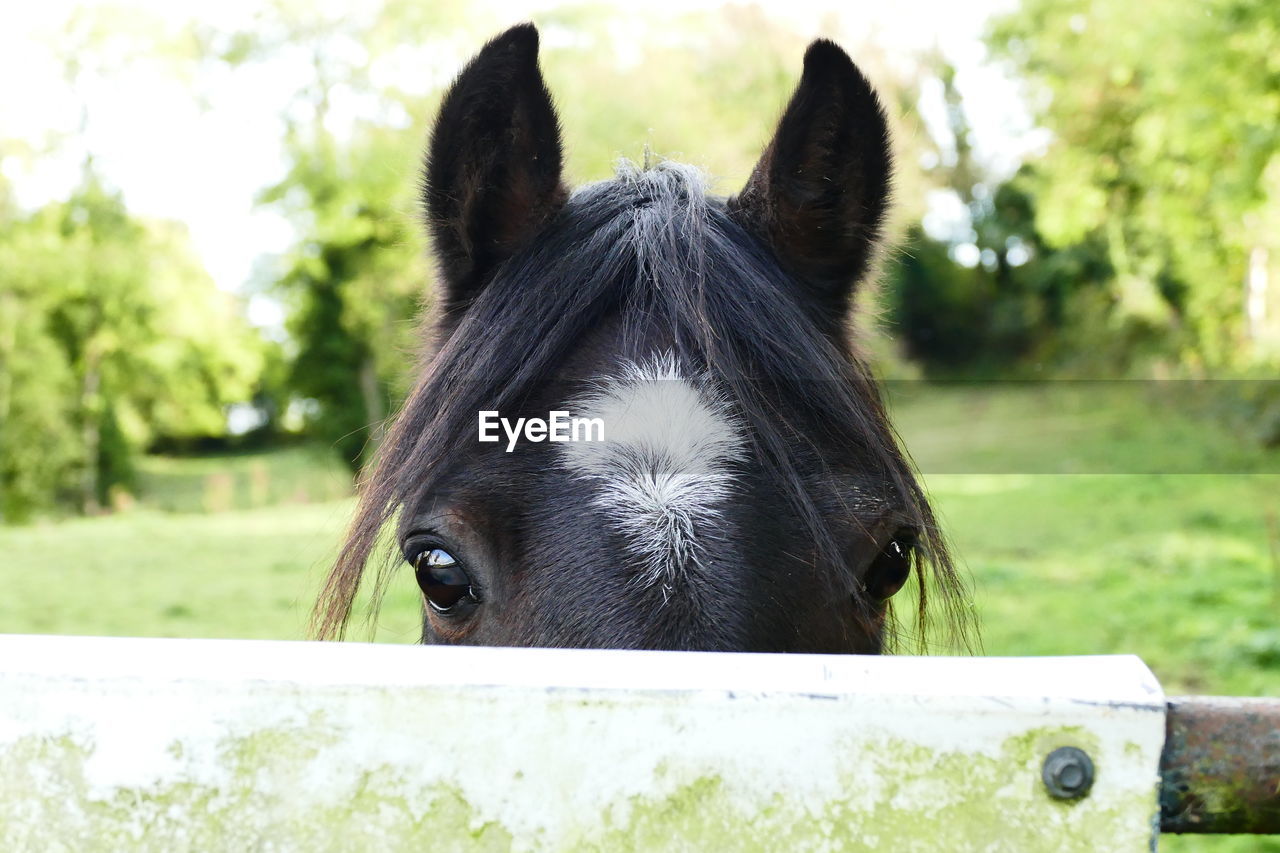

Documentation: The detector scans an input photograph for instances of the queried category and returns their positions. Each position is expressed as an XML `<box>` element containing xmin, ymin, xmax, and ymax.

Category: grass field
<box><xmin>889</xmin><ymin>382</ymin><xmax>1280</xmax><ymax>699</ymax></box>
<box><xmin>2</xmin><ymin>384</ymin><xmax>1278</xmax><ymax>850</ymax></box>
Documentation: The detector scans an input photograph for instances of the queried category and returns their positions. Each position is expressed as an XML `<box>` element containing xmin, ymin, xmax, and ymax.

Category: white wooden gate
<box><xmin>0</xmin><ymin>635</ymin><xmax>1168</xmax><ymax>851</ymax></box>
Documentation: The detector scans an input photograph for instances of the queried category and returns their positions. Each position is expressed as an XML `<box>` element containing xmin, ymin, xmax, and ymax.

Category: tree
<box><xmin>259</xmin><ymin>125</ymin><xmax>427</xmax><ymax>473</ymax></box>
<box><xmin>880</xmin><ymin>57</ymin><xmax>1118</xmax><ymax>375</ymax></box>
<box><xmin>885</xmin><ymin>171</ymin><xmax>1115</xmax><ymax>373</ymax></box>
<box><xmin>0</xmin><ymin>176</ymin><xmax>82</xmax><ymax>519</ymax></box>
<box><xmin>0</xmin><ymin>172</ymin><xmax>264</xmax><ymax>518</ymax></box>
<box><xmin>988</xmin><ymin>0</ymin><xmax>1280</xmax><ymax>369</ymax></box>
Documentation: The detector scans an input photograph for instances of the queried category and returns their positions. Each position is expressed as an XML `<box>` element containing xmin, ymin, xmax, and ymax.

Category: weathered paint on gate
<box><xmin>0</xmin><ymin>635</ymin><xmax>1166</xmax><ymax>851</ymax></box>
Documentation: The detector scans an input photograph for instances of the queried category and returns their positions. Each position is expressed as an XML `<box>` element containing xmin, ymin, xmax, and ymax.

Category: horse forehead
<box><xmin>556</xmin><ymin>353</ymin><xmax>747</xmax><ymax>590</ymax></box>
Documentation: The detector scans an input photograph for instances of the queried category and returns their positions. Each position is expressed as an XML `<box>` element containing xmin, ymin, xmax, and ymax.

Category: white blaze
<box><xmin>558</xmin><ymin>353</ymin><xmax>747</xmax><ymax>592</ymax></box>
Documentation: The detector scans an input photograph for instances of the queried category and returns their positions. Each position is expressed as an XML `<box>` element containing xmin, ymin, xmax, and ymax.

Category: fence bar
<box><xmin>0</xmin><ymin>635</ymin><xmax>1169</xmax><ymax>851</ymax></box>
<box><xmin>1160</xmin><ymin>696</ymin><xmax>1280</xmax><ymax>834</ymax></box>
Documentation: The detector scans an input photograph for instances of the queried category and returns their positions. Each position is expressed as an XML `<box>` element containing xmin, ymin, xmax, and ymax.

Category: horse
<box><xmin>313</xmin><ymin>24</ymin><xmax>971</xmax><ymax>653</ymax></box>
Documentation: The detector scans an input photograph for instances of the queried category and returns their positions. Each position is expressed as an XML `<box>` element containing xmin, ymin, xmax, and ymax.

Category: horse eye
<box><xmin>413</xmin><ymin>548</ymin><xmax>475</xmax><ymax>613</ymax></box>
<box><xmin>864</xmin><ymin>532</ymin><xmax>915</xmax><ymax>601</ymax></box>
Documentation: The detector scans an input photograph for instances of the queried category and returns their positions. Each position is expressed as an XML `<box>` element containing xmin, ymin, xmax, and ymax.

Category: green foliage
<box><xmin>885</xmin><ymin>0</ymin><xmax>1280</xmax><ymax>377</ymax></box>
<box><xmin>534</xmin><ymin>7</ymin><xmax>940</xmax><ymax>226</ymax></box>
<box><xmin>0</xmin><ymin>294</ymin><xmax>81</xmax><ymax>519</ymax></box>
<box><xmin>262</xmin><ymin>125</ymin><xmax>427</xmax><ymax>472</ymax></box>
<box><xmin>987</xmin><ymin>0</ymin><xmax>1280</xmax><ymax>369</ymax></box>
<box><xmin>0</xmin><ymin>173</ymin><xmax>265</xmax><ymax>519</ymax></box>
<box><xmin>885</xmin><ymin>175</ymin><xmax>1121</xmax><ymax>374</ymax></box>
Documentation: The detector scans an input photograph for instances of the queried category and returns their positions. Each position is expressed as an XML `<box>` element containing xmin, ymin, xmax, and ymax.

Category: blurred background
<box><xmin>0</xmin><ymin>0</ymin><xmax>1277</xmax><ymax>780</ymax></box>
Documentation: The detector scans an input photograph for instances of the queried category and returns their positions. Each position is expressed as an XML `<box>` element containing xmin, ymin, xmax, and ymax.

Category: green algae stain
<box><xmin>0</xmin><ymin>724</ymin><xmax>515</xmax><ymax>853</ymax></box>
<box><xmin>0</xmin><ymin>724</ymin><xmax>1155</xmax><ymax>852</ymax></box>
<box><xmin>839</xmin><ymin>728</ymin><xmax>1122</xmax><ymax>853</ymax></box>
<box><xmin>561</xmin><ymin>726</ymin><xmax>1153</xmax><ymax>853</ymax></box>
<box><xmin>0</xmin><ymin>734</ymin><xmax>98</xmax><ymax>853</ymax></box>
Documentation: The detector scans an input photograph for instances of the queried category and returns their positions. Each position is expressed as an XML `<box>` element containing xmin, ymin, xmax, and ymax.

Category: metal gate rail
<box><xmin>1160</xmin><ymin>696</ymin><xmax>1280</xmax><ymax>834</ymax></box>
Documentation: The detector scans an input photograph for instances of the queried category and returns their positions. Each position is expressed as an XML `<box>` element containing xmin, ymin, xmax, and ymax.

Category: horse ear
<box><xmin>728</xmin><ymin>40</ymin><xmax>893</xmax><ymax>323</ymax></box>
<box><xmin>423</xmin><ymin>24</ymin><xmax>568</xmax><ymax>310</ymax></box>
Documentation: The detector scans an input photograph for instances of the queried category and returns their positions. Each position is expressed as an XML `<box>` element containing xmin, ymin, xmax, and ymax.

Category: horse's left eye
<box><xmin>864</xmin><ymin>531</ymin><xmax>915</xmax><ymax>601</ymax></box>
<box><xmin>413</xmin><ymin>548</ymin><xmax>475</xmax><ymax>613</ymax></box>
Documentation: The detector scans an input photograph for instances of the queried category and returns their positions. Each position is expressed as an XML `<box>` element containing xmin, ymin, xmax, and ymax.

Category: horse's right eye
<box><xmin>413</xmin><ymin>548</ymin><xmax>476</xmax><ymax>613</ymax></box>
<box><xmin>863</xmin><ymin>531</ymin><xmax>915</xmax><ymax>601</ymax></box>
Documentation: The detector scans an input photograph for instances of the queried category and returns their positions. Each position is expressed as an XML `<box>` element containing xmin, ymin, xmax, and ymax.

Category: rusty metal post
<box><xmin>1160</xmin><ymin>697</ymin><xmax>1280</xmax><ymax>833</ymax></box>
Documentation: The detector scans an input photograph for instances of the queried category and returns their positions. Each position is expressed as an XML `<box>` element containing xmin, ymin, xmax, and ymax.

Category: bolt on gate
<box><xmin>0</xmin><ymin>634</ymin><xmax>1274</xmax><ymax>850</ymax></box>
